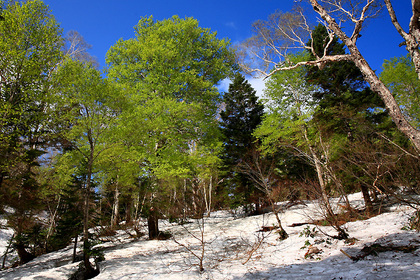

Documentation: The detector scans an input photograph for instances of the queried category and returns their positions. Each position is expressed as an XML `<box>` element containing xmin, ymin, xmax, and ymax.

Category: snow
<box><xmin>1</xmin><ymin>192</ymin><xmax>419</xmax><ymax>279</ymax></box>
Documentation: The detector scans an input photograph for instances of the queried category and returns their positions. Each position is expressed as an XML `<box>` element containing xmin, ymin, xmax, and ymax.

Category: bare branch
<box><xmin>240</xmin><ymin>0</ymin><xmax>420</xmax><ymax>153</ymax></box>
<box><xmin>385</xmin><ymin>0</ymin><xmax>420</xmax><ymax>80</ymax></box>
<box><xmin>410</xmin><ymin>0</ymin><xmax>420</xmax><ymax>41</ymax></box>
<box><xmin>350</xmin><ymin>0</ymin><xmax>375</xmax><ymax>43</ymax></box>
<box><xmin>384</xmin><ymin>0</ymin><xmax>408</xmax><ymax>39</ymax></box>
<box><xmin>266</xmin><ymin>54</ymin><xmax>351</xmax><ymax>80</ymax></box>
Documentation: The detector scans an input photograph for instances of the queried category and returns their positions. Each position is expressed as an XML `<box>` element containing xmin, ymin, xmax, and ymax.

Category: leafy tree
<box><xmin>0</xmin><ymin>1</ymin><xmax>4</xmax><ymax>21</ymax></box>
<box><xmin>306</xmin><ymin>24</ymin><xmax>382</xmax><ymax>115</ymax></box>
<box><xmin>255</xmin><ymin>52</ymin><xmax>349</xmax><ymax>239</ymax></box>
<box><xmin>106</xmin><ymin>15</ymin><xmax>235</xmax><ymax>238</ymax></box>
<box><xmin>381</xmin><ymin>54</ymin><xmax>420</xmax><ymax>129</ymax></box>
<box><xmin>0</xmin><ymin>0</ymin><xmax>63</xmax><ymax>263</ymax></box>
<box><xmin>54</xmin><ymin>58</ymin><xmax>121</xmax><ymax>275</ymax></box>
<box><xmin>240</xmin><ymin>2</ymin><xmax>420</xmax><ymax>154</ymax></box>
<box><xmin>219</xmin><ymin>73</ymin><xmax>264</xmax><ymax>211</ymax></box>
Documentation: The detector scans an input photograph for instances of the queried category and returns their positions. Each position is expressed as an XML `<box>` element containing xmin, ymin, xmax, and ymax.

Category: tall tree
<box><xmin>240</xmin><ymin>2</ymin><xmax>420</xmax><ymax>154</ymax></box>
<box><xmin>255</xmin><ymin>52</ymin><xmax>348</xmax><ymax>239</ymax></box>
<box><xmin>306</xmin><ymin>24</ymin><xmax>388</xmax><ymax>213</ymax></box>
<box><xmin>106</xmin><ymin>15</ymin><xmax>235</xmax><ymax>238</ymax></box>
<box><xmin>0</xmin><ymin>0</ymin><xmax>63</xmax><ymax>263</ymax></box>
<box><xmin>54</xmin><ymin>58</ymin><xmax>120</xmax><ymax>276</ymax></box>
<box><xmin>307</xmin><ymin>0</ymin><xmax>420</xmax><ymax>152</ymax></box>
<box><xmin>219</xmin><ymin>74</ymin><xmax>264</xmax><ymax>211</ymax></box>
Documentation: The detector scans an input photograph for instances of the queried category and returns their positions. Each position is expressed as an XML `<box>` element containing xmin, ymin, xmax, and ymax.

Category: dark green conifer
<box><xmin>306</xmin><ymin>24</ymin><xmax>390</xmax><ymax>213</ymax></box>
<box><xmin>306</xmin><ymin>24</ymin><xmax>385</xmax><ymax>136</ymax></box>
<box><xmin>219</xmin><ymin>74</ymin><xmax>264</xmax><ymax>212</ymax></box>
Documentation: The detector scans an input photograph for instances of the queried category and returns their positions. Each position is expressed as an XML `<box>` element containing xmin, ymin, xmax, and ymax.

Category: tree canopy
<box><xmin>1</xmin><ymin>0</ymin><xmax>420</xmax><ymax>270</ymax></box>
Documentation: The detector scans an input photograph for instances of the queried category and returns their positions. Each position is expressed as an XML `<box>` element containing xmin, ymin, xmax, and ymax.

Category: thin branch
<box><xmin>266</xmin><ymin>54</ymin><xmax>352</xmax><ymax>80</ymax></box>
<box><xmin>384</xmin><ymin>0</ymin><xmax>408</xmax><ymax>39</ymax></box>
<box><xmin>351</xmin><ymin>0</ymin><xmax>375</xmax><ymax>43</ymax></box>
<box><xmin>377</xmin><ymin>133</ymin><xmax>420</xmax><ymax>159</ymax></box>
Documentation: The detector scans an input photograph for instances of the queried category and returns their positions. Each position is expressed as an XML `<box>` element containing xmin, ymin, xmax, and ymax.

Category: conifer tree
<box><xmin>219</xmin><ymin>74</ymin><xmax>264</xmax><ymax>211</ymax></box>
<box><xmin>306</xmin><ymin>24</ymin><xmax>389</xmax><ymax>213</ymax></box>
<box><xmin>307</xmin><ymin>24</ymin><xmax>384</xmax><ymax>126</ymax></box>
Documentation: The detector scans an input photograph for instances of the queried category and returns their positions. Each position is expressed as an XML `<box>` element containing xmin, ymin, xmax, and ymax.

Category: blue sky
<box><xmin>43</xmin><ymin>0</ymin><xmax>412</xmax><ymax>93</ymax></box>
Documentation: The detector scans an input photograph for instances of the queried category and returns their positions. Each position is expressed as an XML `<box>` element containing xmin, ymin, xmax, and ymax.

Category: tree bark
<box><xmin>147</xmin><ymin>207</ymin><xmax>159</xmax><ymax>239</ymax></box>
<box><xmin>360</xmin><ymin>184</ymin><xmax>373</xmax><ymax>215</ymax></box>
<box><xmin>72</xmin><ymin>235</ymin><xmax>78</xmax><ymax>263</ymax></box>
<box><xmin>301</xmin><ymin>123</ymin><xmax>335</xmax><ymax>218</ymax></box>
<box><xmin>45</xmin><ymin>196</ymin><xmax>61</xmax><ymax>252</ymax></box>
<box><xmin>125</xmin><ymin>196</ymin><xmax>132</xmax><ymax>224</ymax></box>
<box><xmin>82</xmin><ymin>129</ymin><xmax>95</xmax><ymax>274</ymax></box>
<box><xmin>385</xmin><ymin>0</ymin><xmax>420</xmax><ymax>80</ymax></box>
<box><xmin>2</xmin><ymin>233</ymin><xmax>14</xmax><ymax>268</ymax></box>
<box><xmin>15</xmin><ymin>242</ymin><xmax>35</xmax><ymax>265</ymax></box>
<box><xmin>111</xmin><ymin>185</ymin><xmax>120</xmax><ymax>228</ymax></box>
<box><xmin>309</xmin><ymin>0</ymin><xmax>420</xmax><ymax>154</ymax></box>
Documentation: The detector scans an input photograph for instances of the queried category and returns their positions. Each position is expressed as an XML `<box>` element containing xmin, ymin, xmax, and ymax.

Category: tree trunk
<box><xmin>207</xmin><ymin>176</ymin><xmax>212</xmax><ymax>217</ymax></box>
<box><xmin>82</xmin><ymin>143</ymin><xmax>95</xmax><ymax>274</ymax></box>
<box><xmin>360</xmin><ymin>184</ymin><xmax>373</xmax><ymax>215</ymax></box>
<box><xmin>271</xmin><ymin>200</ymin><xmax>288</xmax><ymax>240</ymax></box>
<box><xmin>72</xmin><ymin>235</ymin><xmax>78</xmax><ymax>263</ymax></box>
<box><xmin>2</xmin><ymin>233</ymin><xmax>14</xmax><ymax>269</ymax></box>
<box><xmin>133</xmin><ymin>193</ymin><xmax>140</xmax><ymax>221</ymax></box>
<box><xmin>183</xmin><ymin>179</ymin><xmax>187</xmax><ymax>221</ymax></box>
<box><xmin>192</xmin><ymin>181</ymin><xmax>199</xmax><ymax>216</ymax></box>
<box><xmin>302</xmin><ymin>125</ymin><xmax>335</xmax><ymax>218</ymax></box>
<box><xmin>385</xmin><ymin>0</ymin><xmax>420</xmax><ymax>80</ymax></box>
<box><xmin>111</xmin><ymin>185</ymin><xmax>120</xmax><ymax>228</ymax></box>
<box><xmin>310</xmin><ymin>0</ymin><xmax>420</xmax><ymax>154</ymax></box>
<box><xmin>45</xmin><ymin>196</ymin><xmax>61</xmax><ymax>252</ymax></box>
<box><xmin>147</xmin><ymin>207</ymin><xmax>159</xmax><ymax>239</ymax></box>
<box><xmin>312</xmin><ymin>153</ymin><xmax>334</xmax><ymax>217</ymax></box>
<box><xmin>15</xmin><ymin>242</ymin><xmax>35</xmax><ymax>265</ymax></box>
<box><xmin>125</xmin><ymin>196</ymin><xmax>132</xmax><ymax>224</ymax></box>
<box><xmin>350</xmin><ymin>47</ymin><xmax>420</xmax><ymax>153</ymax></box>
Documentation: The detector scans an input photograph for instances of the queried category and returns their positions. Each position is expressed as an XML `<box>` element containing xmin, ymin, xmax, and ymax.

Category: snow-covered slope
<box><xmin>1</xmin><ymin>193</ymin><xmax>419</xmax><ymax>279</ymax></box>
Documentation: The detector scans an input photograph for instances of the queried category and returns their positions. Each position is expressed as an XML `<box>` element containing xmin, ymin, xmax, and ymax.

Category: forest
<box><xmin>0</xmin><ymin>0</ymin><xmax>419</xmax><ymax>279</ymax></box>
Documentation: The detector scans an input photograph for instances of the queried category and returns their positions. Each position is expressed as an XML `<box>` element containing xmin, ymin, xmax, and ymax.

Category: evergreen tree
<box><xmin>219</xmin><ymin>74</ymin><xmax>264</xmax><ymax>211</ymax></box>
<box><xmin>306</xmin><ymin>24</ymin><xmax>390</xmax><ymax>213</ymax></box>
<box><xmin>306</xmin><ymin>24</ymin><xmax>385</xmax><ymax>134</ymax></box>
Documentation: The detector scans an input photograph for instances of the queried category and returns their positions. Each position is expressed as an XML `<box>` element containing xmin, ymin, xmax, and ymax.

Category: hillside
<box><xmin>1</xmin><ymin>193</ymin><xmax>419</xmax><ymax>280</ymax></box>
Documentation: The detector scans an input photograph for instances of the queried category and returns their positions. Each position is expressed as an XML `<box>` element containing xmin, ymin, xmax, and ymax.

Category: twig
<box><xmin>242</xmin><ymin>230</ymin><xmax>271</xmax><ymax>265</ymax></box>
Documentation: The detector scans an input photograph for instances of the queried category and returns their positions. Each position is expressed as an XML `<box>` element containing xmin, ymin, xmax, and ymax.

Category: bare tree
<box><xmin>64</xmin><ymin>30</ymin><xmax>98</xmax><ymax>66</ymax></box>
<box><xmin>172</xmin><ymin>217</ymin><xmax>208</xmax><ymax>272</ymax></box>
<box><xmin>237</xmin><ymin>147</ymin><xmax>289</xmax><ymax>240</ymax></box>
<box><xmin>240</xmin><ymin>1</ymin><xmax>420</xmax><ymax>154</ymax></box>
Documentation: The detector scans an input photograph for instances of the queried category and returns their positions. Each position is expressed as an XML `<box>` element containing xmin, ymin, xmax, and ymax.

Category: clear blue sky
<box><xmin>43</xmin><ymin>0</ymin><xmax>412</xmax><ymax>74</ymax></box>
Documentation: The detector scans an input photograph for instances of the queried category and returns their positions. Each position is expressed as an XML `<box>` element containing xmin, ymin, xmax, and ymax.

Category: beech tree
<box><xmin>306</xmin><ymin>24</ymin><xmax>390</xmax><ymax>214</ymax></box>
<box><xmin>106</xmin><ymin>15</ymin><xmax>235</xmax><ymax>238</ymax></box>
<box><xmin>255</xmin><ymin>52</ymin><xmax>348</xmax><ymax>238</ymax></box>
<box><xmin>240</xmin><ymin>1</ymin><xmax>420</xmax><ymax>154</ymax></box>
<box><xmin>54</xmin><ymin>59</ymin><xmax>121</xmax><ymax>276</ymax></box>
